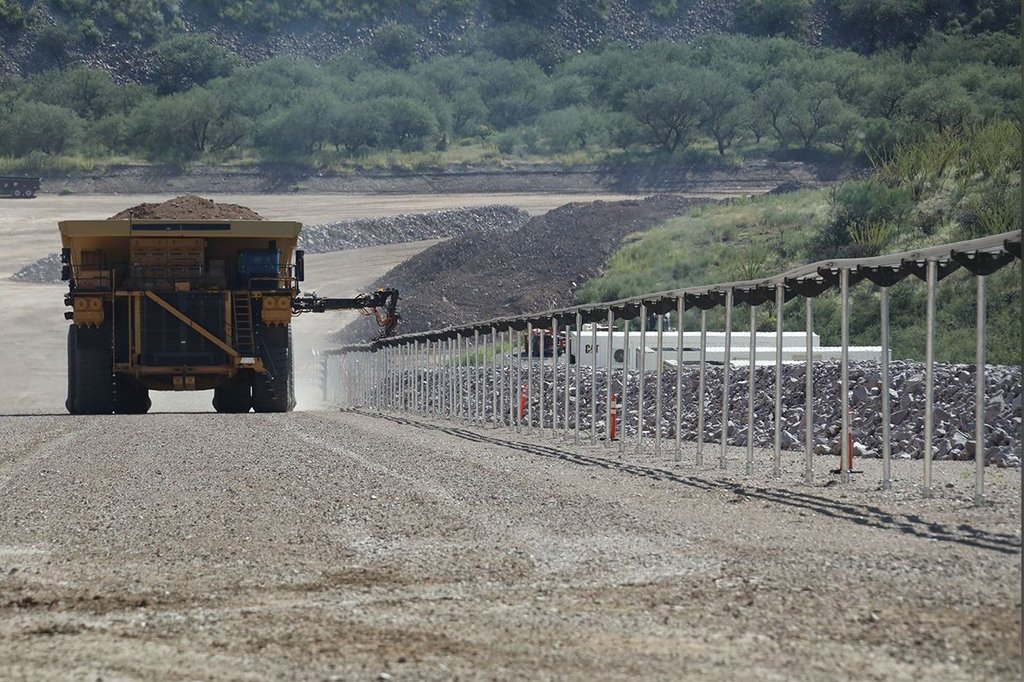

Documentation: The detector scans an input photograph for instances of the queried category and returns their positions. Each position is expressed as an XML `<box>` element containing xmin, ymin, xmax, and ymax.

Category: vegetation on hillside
<box><xmin>577</xmin><ymin>120</ymin><xmax>1022</xmax><ymax>364</ymax></box>
<box><xmin>0</xmin><ymin>27</ymin><xmax>1018</xmax><ymax>170</ymax></box>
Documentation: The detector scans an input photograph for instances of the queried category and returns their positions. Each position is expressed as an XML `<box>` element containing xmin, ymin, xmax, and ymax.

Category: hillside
<box><xmin>4</xmin><ymin>0</ymin><xmax>1017</xmax><ymax>81</ymax></box>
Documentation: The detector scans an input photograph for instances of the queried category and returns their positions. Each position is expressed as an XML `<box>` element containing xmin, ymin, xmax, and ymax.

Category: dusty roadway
<box><xmin>0</xmin><ymin>193</ymin><xmax>1020</xmax><ymax>680</ymax></box>
<box><xmin>0</xmin><ymin>410</ymin><xmax>1019</xmax><ymax>680</ymax></box>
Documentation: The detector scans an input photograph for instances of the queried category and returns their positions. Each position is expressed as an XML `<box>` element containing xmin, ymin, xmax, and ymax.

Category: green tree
<box><xmin>328</xmin><ymin>101</ymin><xmax>382</xmax><ymax>153</ymax></box>
<box><xmin>626</xmin><ymin>82</ymin><xmax>700</xmax><ymax>153</ymax></box>
<box><xmin>374</xmin><ymin>96</ymin><xmax>439</xmax><ymax>151</ymax></box>
<box><xmin>536</xmin><ymin>106</ymin><xmax>610</xmax><ymax>153</ymax></box>
<box><xmin>754</xmin><ymin>79</ymin><xmax>797</xmax><ymax>146</ymax></box>
<box><xmin>26</xmin><ymin>66</ymin><xmax>120</xmax><ymax>120</ymax></box>
<box><xmin>148</xmin><ymin>33</ymin><xmax>240</xmax><ymax>95</ymax></box>
<box><xmin>901</xmin><ymin>78</ymin><xmax>976</xmax><ymax>133</ymax></box>
<box><xmin>0</xmin><ymin>101</ymin><xmax>82</xmax><ymax>155</ymax></box>
<box><xmin>371</xmin><ymin>23</ymin><xmax>419</xmax><ymax>70</ymax></box>
<box><xmin>694</xmin><ymin>69</ymin><xmax>748</xmax><ymax>155</ymax></box>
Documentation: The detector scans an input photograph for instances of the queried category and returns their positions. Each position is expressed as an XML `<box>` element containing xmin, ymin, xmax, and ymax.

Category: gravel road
<box><xmin>1</xmin><ymin>409</ymin><xmax>1019</xmax><ymax>680</ymax></box>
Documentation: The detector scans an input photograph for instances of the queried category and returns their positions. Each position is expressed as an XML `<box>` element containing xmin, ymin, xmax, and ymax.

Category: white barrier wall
<box><xmin>566</xmin><ymin>329</ymin><xmax>882</xmax><ymax>367</ymax></box>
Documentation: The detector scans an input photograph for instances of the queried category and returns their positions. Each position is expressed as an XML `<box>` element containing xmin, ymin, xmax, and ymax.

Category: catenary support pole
<box><xmin>696</xmin><ymin>309</ymin><xmax>707</xmax><ymax>466</ymax></box>
<box><xmin>840</xmin><ymin>268</ymin><xmax>851</xmax><ymax>484</ymax></box>
<box><xmin>805</xmin><ymin>297</ymin><xmax>814</xmax><ymax>484</ymax></box>
<box><xmin>590</xmin><ymin>319</ymin><xmax>598</xmax><ymax>445</ymax></box>
<box><xmin>974</xmin><ymin>275</ymin><xmax>987</xmax><ymax>505</ymax></box>
<box><xmin>606</xmin><ymin>309</ymin><xmax>615</xmax><ymax>447</ymax></box>
<box><xmin>923</xmin><ymin>259</ymin><xmax>937</xmax><ymax>496</ymax></box>
<box><xmin>720</xmin><ymin>289</ymin><xmax>733</xmax><ymax>470</ymax></box>
<box><xmin>551</xmin><ymin>317</ymin><xmax>558</xmax><ymax>436</ymax></box>
<box><xmin>675</xmin><ymin>297</ymin><xmax>685</xmax><ymax>463</ymax></box>
<box><xmin>773</xmin><ymin>284</ymin><xmax>784</xmax><ymax>478</ymax></box>
<box><xmin>526</xmin><ymin>322</ymin><xmax>534</xmax><ymax>434</ymax></box>
<box><xmin>620</xmin><ymin>317</ymin><xmax>630</xmax><ymax>454</ymax></box>
<box><xmin>746</xmin><ymin>303</ymin><xmax>756</xmax><ymax>476</ymax></box>
<box><xmin>655</xmin><ymin>313</ymin><xmax>664</xmax><ymax>457</ymax></box>
<box><xmin>574</xmin><ymin>311</ymin><xmax>582</xmax><ymax>445</ymax></box>
<box><xmin>637</xmin><ymin>304</ymin><xmax>647</xmax><ymax>456</ymax></box>
<box><xmin>881</xmin><ymin>287</ymin><xmax>892</xmax><ymax>490</ymax></box>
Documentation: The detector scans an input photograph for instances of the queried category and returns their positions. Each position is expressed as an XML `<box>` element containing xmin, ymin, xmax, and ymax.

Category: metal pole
<box><xmin>475</xmin><ymin>327</ymin><xmax>483</xmax><ymax>419</ymax></box>
<box><xmin>606</xmin><ymin>309</ymin><xmax>615</xmax><ymax>447</ymax></box>
<box><xmin>746</xmin><ymin>303</ymin><xmax>756</xmax><ymax>476</ymax></box>
<box><xmin>773</xmin><ymin>284</ymin><xmax>784</xmax><ymax>478</ymax></box>
<box><xmin>974</xmin><ymin>274</ymin><xmax>987</xmax><ymax>505</ymax></box>
<box><xmin>515</xmin><ymin>329</ymin><xmax>523</xmax><ymax>432</ymax></box>
<box><xmin>655</xmin><ymin>313</ymin><xmax>664</xmax><ymax>457</ymax></box>
<box><xmin>840</xmin><ymin>267</ymin><xmax>851</xmax><ymax>484</ymax></box>
<box><xmin>637</xmin><ymin>304</ymin><xmax>647</xmax><ymax>457</ymax></box>
<box><xmin>922</xmin><ymin>259</ymin><xmax>936</xmax><ymax>496</ymax></box>
<box><xmin>881</xmin><ymin>287</ymin><xmax>892</xmax><ymax>490</ymax></box>
<box><xmin>539</xmin><ymin>324</ymin><xmax>547</xmax><ymax>434</ymax></box>
<box><xmin>574</xmin><ymin>311</ymin><xmax>582</xmax><ymax>444</ymax></box>
<box><xmin>552</xmin><ymin>317</ymin><xmax>559</xmax><ymax>435</ymax></box>
<box><xmin>590</xmin><ymin>319</ymin><xmax>598</xmax><ymax>445</ymax></box>
<box><xmin>675</xmin><ymin>297</ymin><xmax>684</xmax><ymax>464</ymax></box>
<box><xmin>563</xmin><ymin>321</ymin><xmax>571</xmax><ymax>440</ymax></box>
<box><xmin>720</xmin><ymin>289</ymin><xmax>733</xmax><ymax>469</ymax></box>
<box><xmin>696</xmin><ymin>309</ymin><xmax>707</xmax><ymax>466</ymax></box>
<box><xmin>527</xmin><ymin>322</ymin><xmax>535</xmax><ymax>433</ymax></box>
<box><xmin>620</xmin><ymin>317</ymin><xmax>630</xmax><ymax>454</ymax></box>
<box><xmin>805</xmin><ymin>297</ymin><xmax>814</xmax><ymax>484</ymax></box>
<box><xmin>461</xmin><ymin>334</ymin><xmax>470</xmax><ymax>422</ymax></box>
<box><xmin>491</xmin><ymin>326</ymin><xmax>499</xmax><ymax>427</ymax></box>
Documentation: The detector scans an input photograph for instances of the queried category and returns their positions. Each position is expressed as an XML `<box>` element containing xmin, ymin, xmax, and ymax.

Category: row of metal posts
<box><xmin>331</xmin><ymin>261</ymin><xmax>992</xmax><ymax>503</ymax></box>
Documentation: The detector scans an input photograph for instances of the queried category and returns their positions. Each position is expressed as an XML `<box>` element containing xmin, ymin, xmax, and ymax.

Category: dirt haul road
<box><xmin>0</xmin><ymin>409</ymin><xmax>1019</xmax><ymax>680</ymax></box>
<box><xmin>0</xmin><ymin>194</ymin><xmax>1019</xmax><ymax>680</ymax></box>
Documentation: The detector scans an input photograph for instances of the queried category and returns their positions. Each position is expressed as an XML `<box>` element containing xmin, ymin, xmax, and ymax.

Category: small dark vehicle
<box><xmin>0</xmin><ymin>175</ymin><xmax>40</xmax><ymax>198</ymax></box>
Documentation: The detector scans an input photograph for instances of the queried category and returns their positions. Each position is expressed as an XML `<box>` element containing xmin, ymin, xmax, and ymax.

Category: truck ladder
<box><xmin>232</xmin><ymin>292</ymin><xmax>256</xmax><ymax>358</ymax></box>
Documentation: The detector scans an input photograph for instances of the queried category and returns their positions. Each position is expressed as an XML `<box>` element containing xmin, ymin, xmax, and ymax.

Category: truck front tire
<box><xmin>70</xmin><ymin>324</ymin><xmax>115</xmax><ymax>414</ymax></box>
<box><xmin>252</xmin><ymin>325</ymin><xmax>295</xmax><ymax>413</ymax></box>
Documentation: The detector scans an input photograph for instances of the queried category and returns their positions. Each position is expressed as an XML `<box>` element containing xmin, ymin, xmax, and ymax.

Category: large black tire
<box><xmin>72</xmin><ymin>324</ymin><xmax>115</xmax><ymax>415</ymax></box>
<box><xmin>114</xmin><ymin>375</ymin><xmax>151</xmax><ymax>414</ymax></box>
<box><xmin>66</xmin><ymin>326</ymin><xmax>78</xmax><ymax>414</ymax></box>
<box><xmin>213</xmin><ymin>378</ymin><xmax>252</xmax><ymax>413</ymax></box>
<box><xmin>252</xmin><ymin>325</ymin><xmax>295</xmax><ymax>413</ymax></box>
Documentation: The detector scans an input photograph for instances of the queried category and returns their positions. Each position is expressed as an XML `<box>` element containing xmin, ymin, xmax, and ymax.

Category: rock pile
<box><xmin>384</xmin><ymin>359</ymin><xmax>1021</xmax><ymax>467</ymax></box>
<box><xmin>9</xmin><ymin>253</ymin><xmax>63</xmax><ymax>284</ymax></box>
<box><xmin>108</xmin><ymin>195</ymin><xmax>265</xmax><ymax>220</ymax></box>
<box><xmin>338</xmin><ymin>195</ymin><xmax>711</xmax><ymax>339</ymax></box>
<box><xmin>299</xmin><ymin>205</ymin><xmax>530</xmax><ymax>253</ymax></box>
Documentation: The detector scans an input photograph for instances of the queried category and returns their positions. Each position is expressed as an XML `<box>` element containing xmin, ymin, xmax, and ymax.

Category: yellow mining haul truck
<box><xmin>59</xmin><ymin>218</ymin><xmax>398</xmax><ymax>414</ymax></box>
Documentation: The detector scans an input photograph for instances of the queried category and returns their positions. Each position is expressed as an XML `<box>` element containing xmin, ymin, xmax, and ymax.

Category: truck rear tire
<box><xmin>72</xmin><ymin>324</ymin><xmax>115</xmax><ymax>414</ymax></box>
<box><xmin>252</xmin><ymin>325</ymin><xmax>295</xmax><ymax>413</ymax></box>
<box><xmin>114</xmin><ymin>376</ymin><xmax>151</xmax><ymax>414</ymax></box>
<box><xmin>66</xmin><ymin>326</ymin><xmax>78</xmax><ymax>414</ymax></box>
<box><xmin>213</xmin><ymin>379</ymin><xmax>252</xmax><ymax>413</ymax></box>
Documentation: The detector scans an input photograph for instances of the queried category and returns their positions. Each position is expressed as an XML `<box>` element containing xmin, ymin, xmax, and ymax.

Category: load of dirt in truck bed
<box><xmin>108</xmin><ymin>195</ymin><xmax>265</xmax><ymax>220</ymax></box>
<box><xmin>337</xmin><ymin>194</ymin><xmax>716</xmax><ymax>339</ymax></box>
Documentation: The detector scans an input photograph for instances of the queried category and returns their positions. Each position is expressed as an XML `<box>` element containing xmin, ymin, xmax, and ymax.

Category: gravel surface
<box><xmin>0</xmin><ymin>410</ymin><xmax>1019</xmax><ymax>680</ymax></box>
<box><xmin>470</xmin><ymin>360</ymin><xmax>1021</xmax><ymax>467</ymax></box>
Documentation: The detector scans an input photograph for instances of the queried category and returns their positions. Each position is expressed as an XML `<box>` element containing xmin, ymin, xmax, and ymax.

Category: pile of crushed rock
<box><xmin>299</xmin><ymin>206</ymin><xmax>529</xmax><ymax>253</ymax></box>
<box><xmin>388</xmin><ymin>359</ymin><xmax>1022</xmax><ymax>467</ymax></box>
<box><xmin>107</xmin><ymin>195</ymin><xmax>266</xmax><ymax>220</ymax></box>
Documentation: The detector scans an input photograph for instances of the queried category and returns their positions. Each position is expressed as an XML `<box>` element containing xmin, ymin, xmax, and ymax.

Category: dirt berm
<box><xmin>339</xmin><ymin>194</ymin><xmax>711</xmax><ymax>338</ymax></box>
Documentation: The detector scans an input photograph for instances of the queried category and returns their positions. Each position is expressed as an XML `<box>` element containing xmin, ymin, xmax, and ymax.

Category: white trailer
<box><xmin>566</xmin><ymin>328</ymin><xmax>882</xmax><ymax>368</ymax></box>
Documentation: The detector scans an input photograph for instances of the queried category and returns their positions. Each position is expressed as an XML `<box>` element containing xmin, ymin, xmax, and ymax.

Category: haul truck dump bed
<box><xmin>60</xmin><ymin>217</ymin><xmax>397</xmax><ymax>414</ymax></box>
